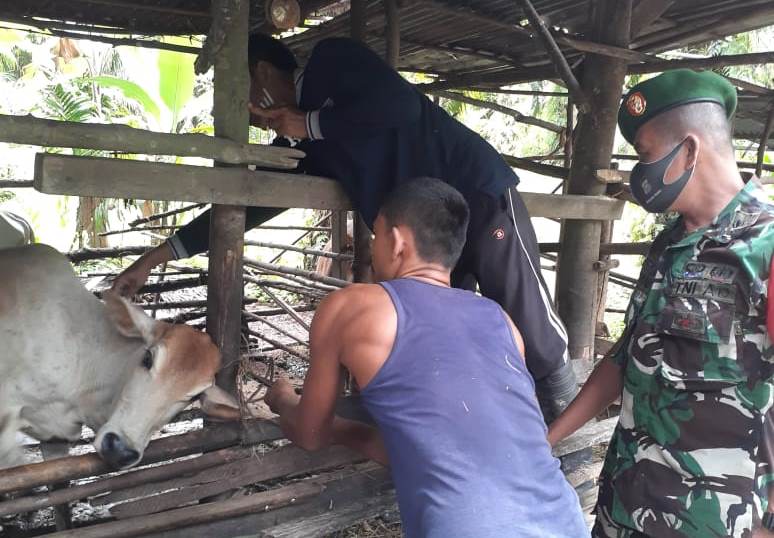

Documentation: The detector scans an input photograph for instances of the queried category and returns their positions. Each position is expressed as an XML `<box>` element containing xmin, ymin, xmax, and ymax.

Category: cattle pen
<box><xmin>0</xmin><ymin>0</ymin><xmax>773</xmax><ymax>536</ymax></box>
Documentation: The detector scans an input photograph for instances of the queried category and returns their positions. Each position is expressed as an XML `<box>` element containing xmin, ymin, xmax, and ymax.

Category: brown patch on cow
<box><xmin>158</xmin><ymin>324</ymin><xmax>221</xmax><ymax>380</ymax></box>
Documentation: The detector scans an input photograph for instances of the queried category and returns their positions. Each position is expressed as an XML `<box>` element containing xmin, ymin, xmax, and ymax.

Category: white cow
<box><xmin>0</xmin><ymin>244</ymin><xmax>240</xmax><ymax>470</ymax></box>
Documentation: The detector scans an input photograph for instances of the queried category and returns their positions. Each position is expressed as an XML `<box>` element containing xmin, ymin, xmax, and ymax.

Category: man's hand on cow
<box><xmin>248</xmin><ymin>104</ymin><xmax>308</xmax><ymax>139</ymax></box>
<box><xmin>111</xmin><ymin>242</ymin><xmax>174</xmax><ymax>298</ymax></box>
<box><xmin>265</xmin><ymin>376</ymin><xmax>299</xmax><ymax>416</ymax></box>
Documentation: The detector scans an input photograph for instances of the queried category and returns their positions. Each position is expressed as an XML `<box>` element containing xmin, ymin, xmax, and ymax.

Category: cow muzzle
<box><xmin>99</xmin><ymin>432</ymin><xmax>141</xmax><ymax>469</ymax></box>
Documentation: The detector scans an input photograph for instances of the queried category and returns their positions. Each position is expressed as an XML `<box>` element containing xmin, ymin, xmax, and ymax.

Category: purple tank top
<box><xmin>361</xmin><ymin>279</ymin><xmax>588</xmax><ymax>538</ymax></box>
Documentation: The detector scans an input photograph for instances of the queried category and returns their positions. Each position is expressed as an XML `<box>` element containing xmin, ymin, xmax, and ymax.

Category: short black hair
<box><xmin>248</xmin><ymin>33</ymin><xmax>298</xmax><ymax>74</ymax></box>
<box><xmin>379</xmin><ymin>177</ymin><xmax>470</xmax><ymax>269</ymax></box>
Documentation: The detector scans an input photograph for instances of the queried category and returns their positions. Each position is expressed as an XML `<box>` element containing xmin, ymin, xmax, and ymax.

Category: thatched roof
<box><xmin>1</xmin><ymin>0</ymin><xmax>773</xmax><ymax>144</ymax></box>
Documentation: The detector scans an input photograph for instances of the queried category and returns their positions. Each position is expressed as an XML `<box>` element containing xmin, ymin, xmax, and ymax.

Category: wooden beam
<box><xmin>70</xmin><ymin>0</ymin><xmax>209</xmax><ymax>18</ymax></box>
<box><xmin>516</xmin><ymin>0</ymin><xmax>590</xmax><ymax>112</ymax></box>
<box><xmin>34</xmin><ymin>154</ymin><xmax>351</xmax><ymax>209</ymax></box>
<box><xmin>0</xmin><ymin>114</ymin><xmax>302</xmax><ymax>169</ymax></box>
<box><xmin>415</xmin><ymin>0</ymin><xmax>530</xmax><ymax>37</ymax></box>
<box><xmin>630</xmin><ymin>0</ymin><xmax>674</xmax><ymax>37</ymax></box>
<box><xmin>501</xmin><ymin>153</ymin><xmax>569</xmax><ymax>179</ymax></box>
<box><xmin>555</xmin><ymin>36</ymin><xmax>650</xmax><ymax>63</ymax></box>
<box><xmin>430</xmin><ymin>90</ymin><xmax>564</xmax><ymax>133</ymax></box>
<box><xmin>34</xmin><ymin>154</ymin><xmax>621</xmax><ymax>220</ymax></box>
<box><xmin>459</xmin><ymin>87</ymin><xmax>568</xmax><ymax>97</ymax></box>
<box><xmin>629</xmin><ymin>51</ymin><xmax>774</xmax><ymax>74</ymax></box>
<box><xmin>520</xmin><ymin>193</ymin><xmax>624</xmax><ymax>221</ymax></box>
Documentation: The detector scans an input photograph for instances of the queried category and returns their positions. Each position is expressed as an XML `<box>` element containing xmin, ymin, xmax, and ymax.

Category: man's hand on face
<box><xmin>265</xmin><ymin>376</ymin><xmax>299</xmax><ymax>415</ymax></box>
<box><xmin>248</xmin><ymin>104</ymin><xmax>308</xmax><ymax>139</ymax></box>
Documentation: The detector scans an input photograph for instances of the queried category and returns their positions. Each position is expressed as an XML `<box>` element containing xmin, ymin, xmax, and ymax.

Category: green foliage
<box><xmin>0</xmin><ymin>190</ymin><xmax>14</xmax><ymax>203</ymax></box>
<box><xmin>42</xmin><ymin>83</ymin><xmax>96</xmax><ymax>123</ymax></box>
<box><xmin>157</xmin><ymin>48</ymin><xmax>195</xmax><ymax>129</ymax></box>
<box><xmin>0</xmin><ymin>46</ymin><xmax>33</xmax><ymax>82</ymax></box>
<box><xmin>87</xmin><ymin>75</ymin><xmax>161</xmax><ymax>122</ymax></box>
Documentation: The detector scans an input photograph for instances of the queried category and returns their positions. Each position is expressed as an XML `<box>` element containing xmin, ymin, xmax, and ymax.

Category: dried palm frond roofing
<box><xmin>1</xmin><ymin>0</ymin><xmax>773</xmax><ymax>143</ymax></box>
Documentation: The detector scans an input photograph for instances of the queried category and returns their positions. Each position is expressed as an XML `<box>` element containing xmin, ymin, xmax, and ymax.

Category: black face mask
<box><xmin>630</xmin><ymin>139</ymin><xmax>695</xmax><ymax>213</ymax></box>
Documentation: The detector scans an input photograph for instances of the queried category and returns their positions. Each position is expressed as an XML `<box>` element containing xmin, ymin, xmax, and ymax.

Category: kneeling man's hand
<box><xmin>265</xmin><ymin>377</ymin><xmax>298</xmax><ymax>415</ymax></box>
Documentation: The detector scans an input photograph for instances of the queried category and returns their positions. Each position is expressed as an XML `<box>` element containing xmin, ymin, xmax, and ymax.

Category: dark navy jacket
<box><xmin>294</xmin><ymin>37</ymin><xmax>518</xmax><ymax>227</ymax></box>
<box><xmin>172</xmin><ymin>38</ymin><xmax>519</xmax><ymax>257</ymax></box>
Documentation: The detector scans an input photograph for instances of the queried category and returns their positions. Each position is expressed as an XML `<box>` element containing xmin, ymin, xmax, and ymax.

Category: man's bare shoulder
<box><xmin>315</xmin><ymin>283</ymin><xmax>394</xmax><ymax>324</ymax></box>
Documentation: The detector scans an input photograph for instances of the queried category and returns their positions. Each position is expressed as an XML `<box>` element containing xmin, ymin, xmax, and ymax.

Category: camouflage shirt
<box><xmin>595</xmin><ymin>180</ymin><xmax>774</xmax><ymax>538</ymax></box>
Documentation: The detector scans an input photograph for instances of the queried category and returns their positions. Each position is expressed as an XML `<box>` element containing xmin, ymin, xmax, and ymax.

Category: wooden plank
<box><xmin>520</xmin><ymin>192</ymin><xmax>625</xmax><ymax>220</ymax></box>
<box><xmin>261</xmin><ymin>493</ymin><xmax>398</xmax><ymax>538</ymax></box>
<box><xmin>107</xmin><ymin>445</ymin><xmax>363</xmax><ymax>519</ymax></box>
<box><xmin>35</xmin><ymin>154</ymin><xmax>623</xmax><ymax>220</ymax></box>
<box><xmin>552</xmin><ymin>417</ymin><xmax>618</xmax><ymax>458</ymax></box>
<box><xmin>0</xmin><ymin>114</ymin><xmax>302</xmax><ymax>169</ymax></box>
<box><xmin>34</xmin><ymin>154</ymin><xmax>352</xmax><ymax>210</ymax></box>
<box><xmin>47</xmin><ymin>480</ymin><xmax>326</xmax><ymax>538</ymax></box>
<box><xmin>139</xmin><ymin>466</ymin><xmax>393</xmax><ymax>538</ymax></box>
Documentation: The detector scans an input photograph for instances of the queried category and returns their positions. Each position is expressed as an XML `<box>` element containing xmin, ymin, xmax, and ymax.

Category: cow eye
<box><xmin>142</xmin><ymin>349</ymin><xmax>153</xmax><ymax>370</ymax></box>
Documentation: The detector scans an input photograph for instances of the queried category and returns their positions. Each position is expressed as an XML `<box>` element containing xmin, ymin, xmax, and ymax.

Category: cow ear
<box><xmin>103</xmin><ymin>290</ymin><xmax>158</xmax><ymax>343</ymax></box>
<box><xmin>200</xmin><ymin>384</ymin><xmax>241</xmax><ymax>422</ymax></box>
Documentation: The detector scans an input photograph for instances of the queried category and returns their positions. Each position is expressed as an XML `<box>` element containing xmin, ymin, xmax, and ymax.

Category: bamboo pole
<box><xmin>515</xmin><ymin>0</ymin><xmax>590</xmax><ymax>112</ymax></box>
<box><xmin>245</xmin><ymin>239</ymin><xmax>353</xmax><ymax>260</ymax></box>
<box><xmin>257</xmin><ymin>284</ymin><xmax>312</xmax><ymax>331</ymax></box>
<box><xmin>68</xmin><ymin>245</ymin><xmax>151</xmax><ymax>263</ymax></box>
<box><xmin>243</xmin><ymin>310</ymin><xmax>309</xmax><ymax>346</ymax></box>
<box><xmin>756</xmin><ymin>102</ymin><xmax>774</xmax><ymax>178</ymax></box>
<box><xmin>384</xmin><ymin>0</ymin><xmax>401</xmax><ymax>68</ymax></box>
<box><xmin>245</xmin><ymin>328</ymin><xmax>309</xmax><ymax>361</ymax></box>
<box><xmin>245</xmin><ymin>257</ymin><xmax>349</xmax><ymax>289</ymax></box>
<box><xmin>0</xmin><ymin>115</ymin><xmax>302</xmax><ymax>168</ymax></box>
<box><xmin>430</xmin><ymin>90</ymin><xmax>564</xmax><ymax>133</ymax></box>
<box><xmin>129</xmin><ymin>203</ymin><xmax>206</xmax><ymax>227</ymax></box>
<box><xmin>269</xmin><ymin>212</ymin><xmax>332</xmax><ymax>264</ymax></box>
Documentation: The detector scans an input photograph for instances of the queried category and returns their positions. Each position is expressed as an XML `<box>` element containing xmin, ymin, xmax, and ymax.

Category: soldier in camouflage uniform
<box><xmin>547</xmin><ymin>69</ymin><xmax>774</xmax><ymax>538</ymax></box>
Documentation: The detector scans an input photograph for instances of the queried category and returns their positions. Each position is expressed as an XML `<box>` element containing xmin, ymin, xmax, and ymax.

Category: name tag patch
<box><xmin>681</xmin><ymin>262</ymin><xmax>737</xmax><ymax>284</ymax></box>
<box><xmin>671</xmin><ymin>278</ymin><xmax>735</xmax><ymax>304</ymax></box>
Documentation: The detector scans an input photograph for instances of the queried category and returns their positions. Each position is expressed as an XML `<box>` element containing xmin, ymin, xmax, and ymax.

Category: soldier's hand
<box><xmin>249</xmin><ymin>105</ymin><xmax>308</xmax><ymax>139</ymax></box>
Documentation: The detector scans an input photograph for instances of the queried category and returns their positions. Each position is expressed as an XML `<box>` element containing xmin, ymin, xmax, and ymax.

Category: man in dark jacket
<box><xmin>112</xmin><ymin>34</ymin><xmax>577</xmax><ymax>420</ymax></box>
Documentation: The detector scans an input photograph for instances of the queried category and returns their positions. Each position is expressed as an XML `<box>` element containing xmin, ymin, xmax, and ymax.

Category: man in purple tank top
<box><xmin>266</xmin><ymin>178</ymin><xmax>588</xmax><ymax>537</ymax></box>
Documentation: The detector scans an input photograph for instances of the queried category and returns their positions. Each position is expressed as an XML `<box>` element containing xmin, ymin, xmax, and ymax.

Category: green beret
<box><xmin>617</xmin><ymin>69</ymin><xmax>737</xmax><ymax>145</ymax></box>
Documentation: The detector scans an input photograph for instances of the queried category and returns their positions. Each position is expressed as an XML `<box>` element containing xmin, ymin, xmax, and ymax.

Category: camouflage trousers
<box><xmin>591</xmin><ymin>492</ymin><xmax>757</xmax><ymax>538</ymax></box>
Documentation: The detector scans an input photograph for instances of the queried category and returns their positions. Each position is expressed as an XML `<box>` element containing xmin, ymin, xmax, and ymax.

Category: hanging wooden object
<box><xmin>265</xmin><ymin>0</ymin><xmax>301</xmax><ymax>30</ymax></box>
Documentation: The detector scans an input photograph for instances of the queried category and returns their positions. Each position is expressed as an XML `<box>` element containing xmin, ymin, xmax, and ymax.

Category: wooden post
<box><xmin>207</xmin><ymin>0</ymin><xmax>250</xmax><ymax>395</ymax></box>
<box><xmin>329</xmin><ymin>211</ymin><xmax>349</xmax><ymax>280</ymax></box>
<box><xmin>384</xmin><ymin>0</ymin><xmax>400</xmax><ymax>68</ymax></box>
<box><xmin>555</xmin><ymin>0</ymin><xmax>632</xmax><ymax>366</ymax></box>
<box><xmin>351</xmin><ymin>0</ymin><xmax>373</xmax><ymax>284</ymax></box>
